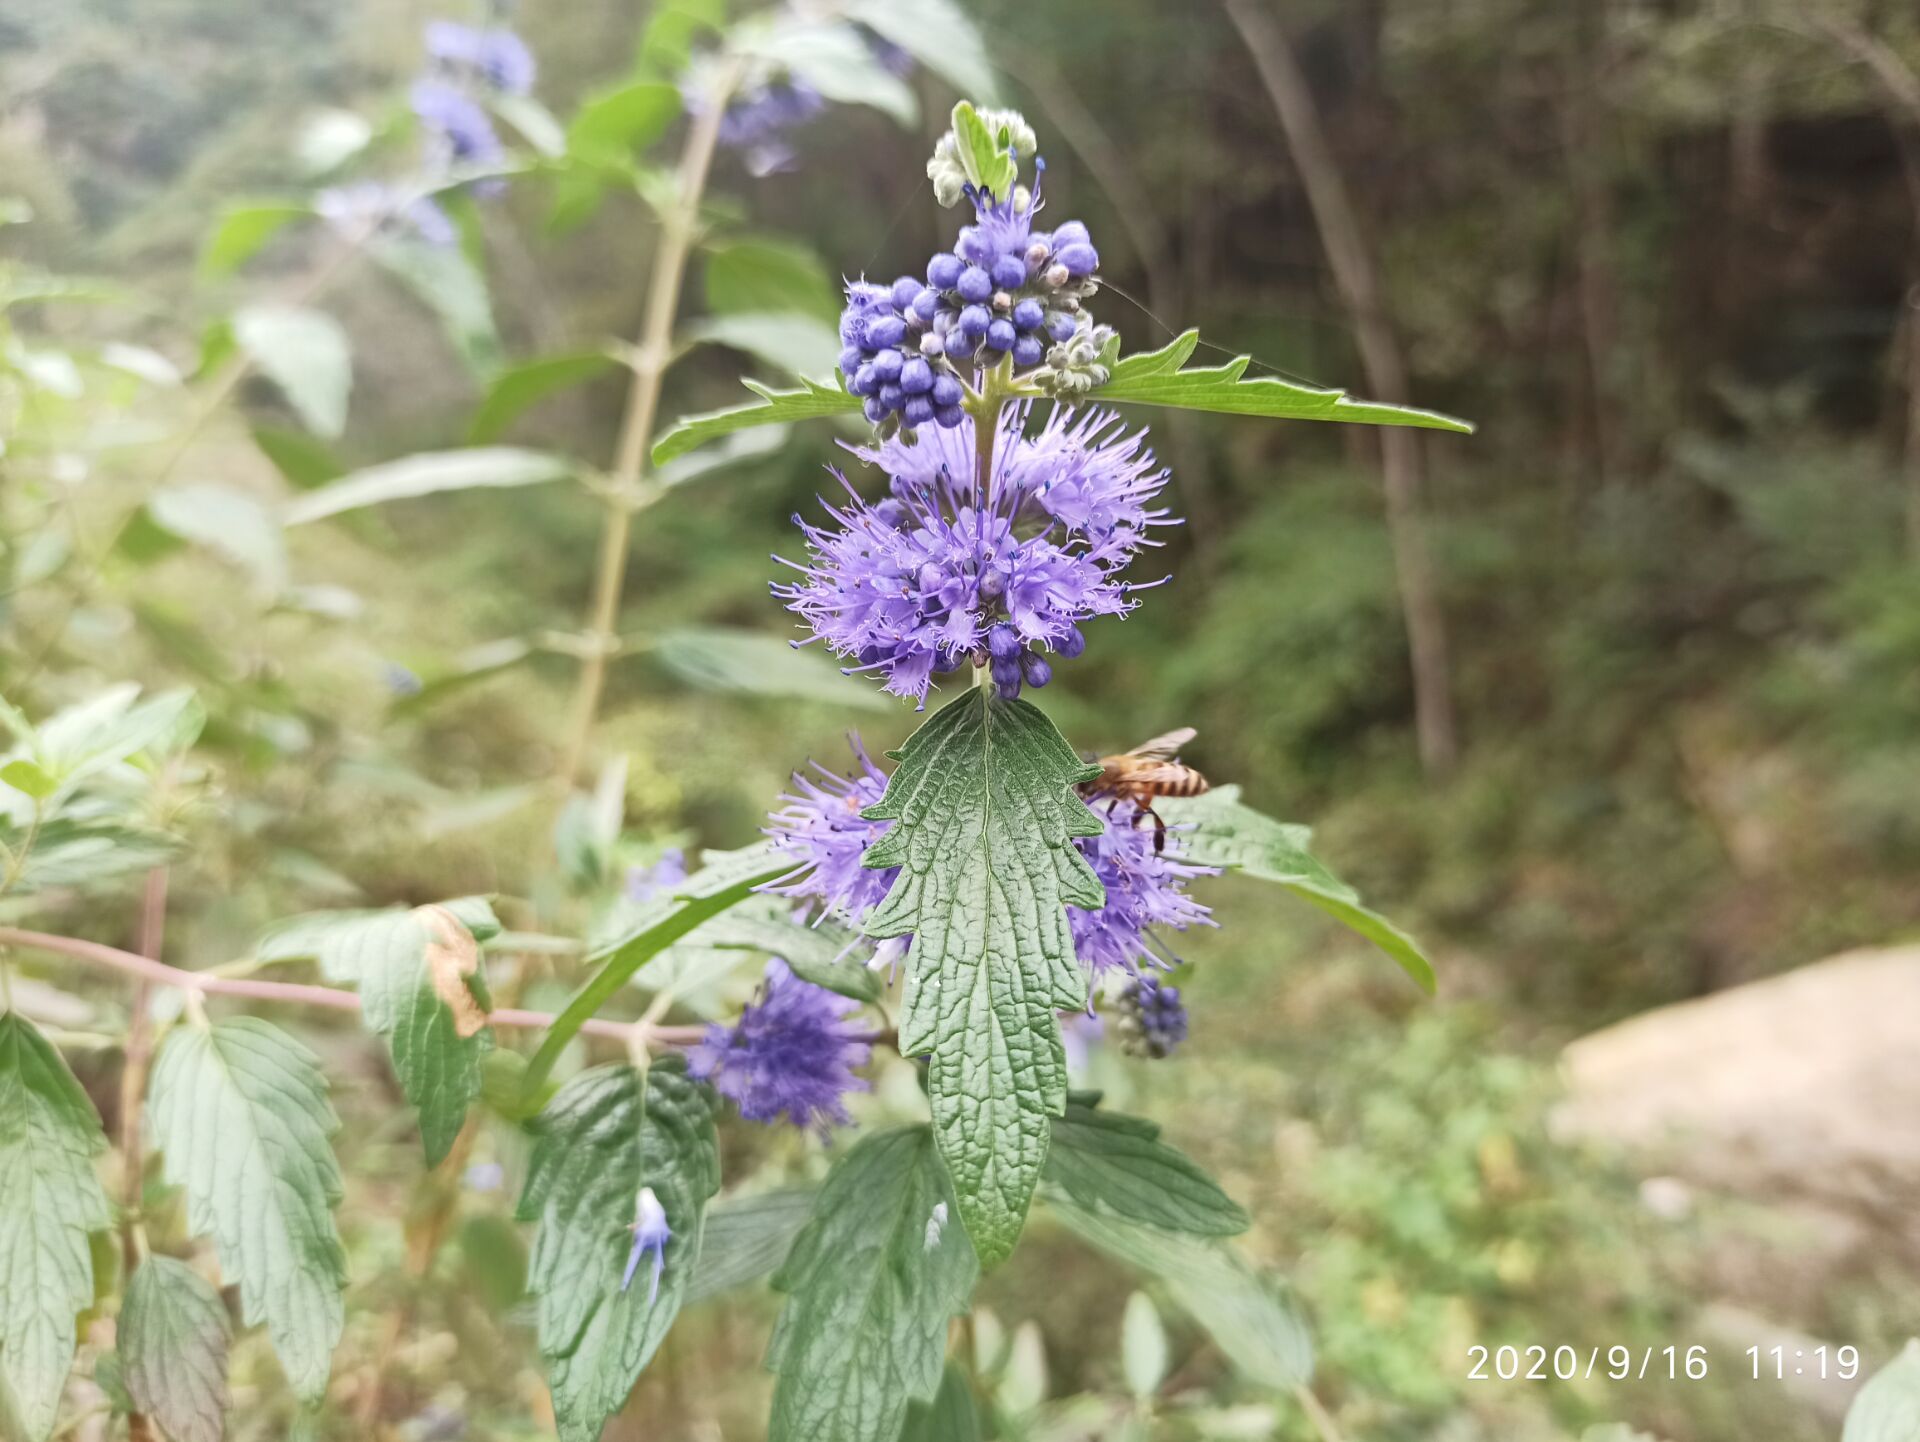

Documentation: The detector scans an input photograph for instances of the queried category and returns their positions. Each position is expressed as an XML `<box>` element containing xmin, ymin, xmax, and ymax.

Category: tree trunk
<box><xmin>1224</xmin><ymin>0</ymin><xmax>1459</xmax><ymax>774</ymax></box>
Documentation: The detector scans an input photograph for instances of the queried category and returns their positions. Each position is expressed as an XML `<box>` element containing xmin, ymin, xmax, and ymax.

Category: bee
<box><xmin>1079</xmin><ymin>727</ymin><xmax>1209</xmax><ymax>853</ymax></box>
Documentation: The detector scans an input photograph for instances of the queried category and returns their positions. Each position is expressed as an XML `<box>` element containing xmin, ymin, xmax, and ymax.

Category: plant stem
<box><xmin>555</xmin><ymin>59</ymin><xmax>741</xmax><ymax>792</ymax></box>
<box><xmin>119</xmin><ymin>866</ymin><xmax>170</xmax><ymax>1442</ymax></box>
<box><xmin>0</xmin><ymin>925</ymin><xmax>705</xmax><ymax>1046</ymax></box>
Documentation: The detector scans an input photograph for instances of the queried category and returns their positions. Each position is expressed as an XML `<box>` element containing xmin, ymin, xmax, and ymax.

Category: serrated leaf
<box><xmin>1050</xmin><ymin>1202</ymin><xmax>1312</xmax><ymax>1391</ymax></box>
<box><xmin>899</xmin><ymin>1361</ymin><xmax>981</xmax><ymax>1442</ymax></box>
<box><xmin>256</xmin><ymin>898</ymin><xmax>498</xmax><ymax>1164</ymax></box>
<box><xmin>1159</xmin><ymin>786</ymin><xmax>1434</xmax><ymax>994</ymax></box>
<box><xmin>468</xmin><ymin>351</ymin><xmax>618</xmax><ymax>443</ymax></box>
<box><xmin>284</xmin><ymin>447</ymin><xmax>574</xmax><ymax>526</ymax></box>
<box><xmin>147</xmin><ymin>1018</ymin><xmax>347</xmax><ymax>1400</ymax></box>
<box><xmin>200</xmin><ymin>202</ymin><xmax>310</xmax><ymax>277</ymax></box>
<box><xmin>1091</xmin><ymin>331</ymin><xmax>1472</xmax><ymax>434</ymax></box>
<box><xmin>846</xmin><ymin>0</ymin><xmax>997</xmax><ymax>106</ymax></box>
<box><xmin>651</xmin><ymin>626</ymin><xmax>890</xmax><ymax>711</ymax></box>
<box><xmin>686</xmin><ymin>1189</ymin><xmax>816</xmax><ymax>1304</ymax></box>
<box><xmin>1847</xmin><ymin>1341</ymin><xmax>1920</xmax><ymax>1442</ymax></box>
<box><xmin>121</xmin><ymin>1256</ymin><xmax>231</xmax><ymax>1442</ymax></box>
<box><xmin>0</xmin><ymin>1013</ymin><xmax>112</xmax><ymax>1441</ymax></box>
<box><xmin>861</xmin><ymin>690</ymin><xmax>1104</xmax><ymax>1264</ymax></box>
<box><xmin>650</xmin><ymin>374</ymin><xmax>861</xmax><ymax>466</ymax></box>
<box><xmin>517</xmin><ymin>1060</ymin><xmax>719</xmax><ymax>1442</ymax></box>
<box><xmin>1045</xmin><ymin>1096</ymin><xmax>1249</xmax><ymax>1237</ymax></box>
<box><xmin>768</xmin><ymin>1128</ymin><xmax>978</xmax><ymax>1442</ymax></box>
<box><xmin>232</xmin><ymin>304</ymin><xmax>351</xmax><ymax>438</ymax></box>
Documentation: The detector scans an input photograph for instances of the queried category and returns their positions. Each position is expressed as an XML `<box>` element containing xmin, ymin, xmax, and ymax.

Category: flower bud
<box><xmin>900</xmin><ymin>357</ymin><xmax>934</xmax><ymax>394</ymax></box>
<box><xmin>891</xmin><ymin>275</ymin><xmax>922</xmax><ymax>310</ymax></box>
<box><xmin>1021</xmin><ymin>654</ymin><xmax>1052</xmax><ymax>687</ymax></box>
<box><xmin>985</xmin><ymin>319</ymin><xmax>1017</xmax><ymax>351</ymax></box>
<box><xmin>927</xmin><ymin>252</ymin><xmax>964</xmax><ymax>288</ymax></box>
<box><xmin>991</xmin><ymin>256</ymin><xmax>1027</xmax><ymax>290</ymax></box>
<box><xmin>1056</xmin><ymin>625</ymin><xmax>1086</xmax><ymax>658</ymax></box>
<box><xmin>957</xmin><ymin>266</ymin><xmax>993</xmax><ymax>303</ymax></box>
<box><xmin>872</xmin><ymin>348</ymin><xmax>904</xmax><ymax>383</ymax></box>
<box><xmin>987</xmin><ymin>622</ymin><xmax>1022</xmax><ymax>660</ymax></box>
<box><xmin>1045</xmin><ymin>262</ymin><xmax>1070</xmax><ymax>288</ymax></box>
<box><xmin>1012</xmin><ymin>299</ymin><xmax>1045</xmax><ymax>330</ymax></box>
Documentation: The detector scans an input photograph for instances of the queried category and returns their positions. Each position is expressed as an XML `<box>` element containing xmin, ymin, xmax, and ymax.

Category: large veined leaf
<box><xmin>1159</xmin><ymin>786</ymin><xmax>1434</xmax><ymax>993</ymax></box>
<box><xmin>685</xmin><ymin>1189</ymin><xmax>817</xmax><ymax>1303</ymax></box>
<box><xmin>1044</xmin><ymin>1093</ymin><xmax>1249</xmax><ymax>1237</ymax></box>
<box><xmin>0</xmin><ymin>1013</ymin><xmax>111</xmax><ymax>1441</ymax></box>
<box><xmin>650</xmin><ymin>375</ymin><xmax>861</xmax><ymax>466</ymax></box>
<box><xmin>257</xmin><ymin>897</ymin><xmax>499</xmax><ymax>1164</ymax></box>
<box><xmin>1091</xmin><ymin>331</ymin><xmax>1472</xmax><ymax>434</ymax></box>
<box><xmin>768</xmin><ymin>1128</ymin><xmax>979</xmax><ymax>1442</ymax></box>
<box><xmin>1847</xmin><ymin>1342</ymin><xmax>1920</xmax><ymax>1442</ymax></box>
<box><xmin>232</xmin><ymin>304</ymin><xmax>352</xmax><ymax>438</ymax></box>
<box><xmin>1050</xmin><ymin>1201</ymin><xmax>1313</xmax><ymax>1392</ymax></box>
<box><xmin>845</xmin><ymin>0</ymin><xmax>997</xmax><ymax>106</ymax></box>
<box><xmin>517</xmin><ymin>1060</ymin><xmax>719</xmax><ymax>1442</ymax></box>
<box><xmin>121</xmin><ymin>1256</ymin><xmax>231</xmax><ymax>1442</ymax></box>
<box><xmin>147</xmin><ymin>1018</ymin><xmax>347</xmax><ymax>1401</ymax></box>
<box><xmin>284</xmin><ymin>447</ymin><xmax>575</xmax><ymax>525</ymax></box>
<box><xmin>860</xmin><ymin>690</ymin><xmax>1104</xmax><ymax>1264</ymax></box>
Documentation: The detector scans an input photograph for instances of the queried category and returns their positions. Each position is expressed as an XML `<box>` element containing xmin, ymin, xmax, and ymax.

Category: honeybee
<box><xmin>1079</xmin><ymin>727</ymin><xmax>1209</xmax><ymax>853</ymax></box>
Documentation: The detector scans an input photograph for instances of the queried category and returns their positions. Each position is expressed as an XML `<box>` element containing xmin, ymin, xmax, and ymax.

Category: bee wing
<box><xmin>1122</xmin><ymin>762</ymin><xmax>1198</xmax><ymax>787</ymax></box>
<box><xmin>1128</xmin><ymin>727</ymin><xmax>1197</xmax><ymax>762</ymax></box>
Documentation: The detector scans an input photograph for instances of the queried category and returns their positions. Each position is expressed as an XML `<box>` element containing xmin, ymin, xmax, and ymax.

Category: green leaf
<box><xmin>30</xmin><ymin>684</ymin><xmax>199</xmax><ymax>790</ymax></box>
<box><xmin>257</xmin><ymin>899</ymin><xmax>499</xmax><ymax>1165</ymax></box>
<box><xmin>651</xmin><ymin>425</ymin><xmax>790</xmax><ymax>490</ymax></box>
<box><xmin>846</xmin><ymin>0</ymin><xmax>997</xmax><ymax>106</ymax></box>
<box><xmin>0</xmin><ymin>759</ymin><xmax>55</xmax><ymax>800</ymax></box>
<box><xmin>250</xmin><ymin>426</ymin><xmax>344</xmax><ymax>490</ymax></box>
<box><xmin>769</xmin><ymin>1128</ymin><xmax>979</xmax><ymax>1442</ymax></box>
<box><xmin>121</xmin><ymin>1256</ymin><xmax>231</xmax><ymax>1442</ymax></box>
<box><xmin>567</xmin><ymin>81</ymin><xmax>681</xmax><ymax>167</ymax></box>
<box><xmin>232</xmin><ymin>304</ymin><xmax>352</xmax><ymax>438</ymax></box>
<box><xmin>681</xmin><ymin>311</ymin><xmax>841</xmax><ymax>381</ymax></box>
<box><xmin>1050</xmin><ymin>1203</ymin><xmax>1312</xmax><ymax>1391</ymax></box>
<box><xmin>491</xmin><ymin>93</ymin><xmax>568</xmax><ymax>157</ymax></box>
<box><xmin>650</xmin><ymin>375</ymin><xmax>861</xmax><ymax>467</ymax></box>
<box><xmin>147</xmin><ymin>1018</ymin><xmax>347</xmax><ymax>1401</ymax></box>
<box><xmin>147</xmin><ymin>485</ymin><xmax>288</xmax><ymax>594</ymax></box>
<box><xmin>523</xmin><ymin>848</ymin><xmax>796</xmax><ymax>1098</ymax></box>
<box><xmin>1121</xmin><ymin>1291</ymin><xmax>1169</xmax><ymax>1399</ymax></box>
<box><xmin>1159</xmin><ymin>785</ymin><xmax>1434</xmax><ymax>994</ymax></box>
<box><xmin>200</xmin><ymin>202</ymin><xmax>311</xmax><ymax>277</ymax></box>
<box><xmin>1091</xmin><ymin>331</ymin><xmax>1473</xmax><ymax>434</ymax></box>
<box><xmin>1847</xmin><ymin>1342</ymin><xmax>1920</xmax><ymax>1442</ymax></box>
<box><xmin>1044</xmin><ymin>1095</ymin><xmax>1249</xmax><ymax>1237</ymax></box>
<box><xmin>948</xmin><ymin>102</ymin><xmax>1017</xmax><ymax>202</ymax></box>
<box><xmin>686</xmin><ymin>1189</ymin><xmax>817</xmax><ymax>1304</ymax></box>
<box><xmin>469</xmin><ymin>351</ymin><xmax>618</xmax><ymax>443</ymax></box>
<box><xmin>371</xmin><ymin>235</ymin><xmax>501</xmax><ymax>377</ymax></box>
<box><xmin>708</xmin><ymin>913</ymin><xmax>882</xmax><ymax>1002</ymax></box>
<box><xmin>284</xmin><ymin>447</ymin><xmax>575</xmax><ymax>526</ymax></box>
<box><xmin>0</xmin><ymin>1013</ymin><xmax>112</xmax><ymax>1441</ymax></box>
<box><xmin>899</xmin><ymin>1362</ymin><xmax>981</xmax><ymax>1442</ymax></box>
<box><xmin>517</xmin><ymin>1060</ymin><xmax>719</xmax><ymax>1442</ymax></box>
<box><xmin>860</xmin><ymin>690</ymin><xmax>1104</xmax><ymax>1264</ymax></box>
<box><xmin>651</xmin><ymin>626</ymin><xmax>890</xmax><ymax>711</ymax></box>
<box><xmin>703</xmin><ymin>237</ymin><xmax>838</xmax><ymax>323</ymax></box>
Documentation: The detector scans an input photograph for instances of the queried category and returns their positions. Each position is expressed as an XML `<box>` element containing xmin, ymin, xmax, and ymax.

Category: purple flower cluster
<box><xmin>1116</xmin><ymin>974</ymin><xmax>1189</xmax><ymax>1059</ymax></box>
<box><xmin>762</xmin><ymin>738</ymin><xmax>1213</xmax><ymax>993</ymax></box>
<box><xmin>714</xmin><ymin>81</ymin><xmax>827</xmax><ymax>177</ymax></box>
<box><xmin>624</xmin><ymin>848</ymin><xmax>689</xmax><ymax>905</ymax></box>
<box><xmin>775</xmin><ymin>405</ymin><xmax>1172</xmax><ymax>703</ymax></box>
<box><xmin>838</xmin><ymin>169</ymin><xmax>1104</xmax><ymax>428</ymax></box>
<box><xmin>425</xmin><ymin>19</ymin><xmax>537</xmax><ymax>96</ymax></box>
<box><xmin>688</xmin><ymin>960</ymin><xmax>873</xmax><ymax>1137</ymax></box>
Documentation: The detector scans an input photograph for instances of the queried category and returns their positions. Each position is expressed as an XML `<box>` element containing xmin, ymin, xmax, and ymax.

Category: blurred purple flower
<box><xmin>625</xmin><ymin>847</ymin><xmax>689</xmax><ymax>905</ymax></box>
<box><xmin>425</xmin><ymin>19</ymin><xmax>537</xmax><ymax>96</ymax></box>
<box><xmin>688</xmin><ymin>959</ymin><xmax>872</xmax><ymax>1136</ymax></box>
<box><xmin>316</xmin><ymin>182</ymin><xmax>457</xmax><ymax>248</ymax></box>
<box><xmin>412</xmin><ymin>79</ymin><xmax>505</xmax><ymax>169</ymax></box>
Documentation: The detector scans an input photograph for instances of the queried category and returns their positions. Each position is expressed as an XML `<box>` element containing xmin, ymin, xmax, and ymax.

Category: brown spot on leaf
<box><xmin>415</xmin><ymin>904</ymin><xmax>488</xmax><ymax>1038</ymax></box>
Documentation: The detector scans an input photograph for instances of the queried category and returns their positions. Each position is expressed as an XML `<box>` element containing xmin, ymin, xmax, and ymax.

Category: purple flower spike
<box><xmin>412</xmin><ymin>79</ymin><xmax>505</xmax><ymax>168</ymax></box>
<box><xmin>621</xmin><ymin>1186</ymin><xmax>671</xmax><ymax>1303</ymax></box>
<box><xmin>1069</xmin><ymin>800</ymin><xmax>1218</xmax><ymax>978</ymax></box>
<box><xmin>688</xmin><ymin>960</ymin><xmax>873</xmax><ymax>1136</ymax></box>
<box><xmin>772</xmin><ymin>405</ymin><xmax>1173</xmax><ymax>705</ymax></box>
<box><xmin>426</xmin><ymin>20</ymin><xmax>537</xmax><ymax>96</ymax></box>
<box><xmin>764</xmin><ymin>737</ymin><xmax>897</xmax><ymax>925</ymax></box>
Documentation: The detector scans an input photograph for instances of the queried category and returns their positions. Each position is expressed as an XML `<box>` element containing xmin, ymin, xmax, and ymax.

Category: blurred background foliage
<box><xmin>4</xmin><ymin>0</ymin><xmax>1920</xmax><ymax>1438</ymax></box>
